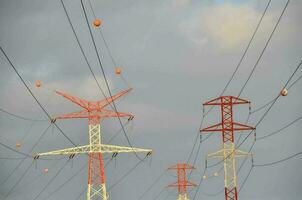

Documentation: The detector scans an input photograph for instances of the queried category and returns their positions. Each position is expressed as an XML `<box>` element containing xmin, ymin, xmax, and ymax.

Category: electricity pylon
<box><xmin>200</xmin><ymin>96</ymin><xmax>255</xmax><ymax>200</ymax></box>
<box><xmin>167</xmin><ymin>163</ymin><xmax>196</xmax><ymax>200</ymax></box>
<box><xmin>34</xmin><ymin>88</ymin><xmax>152</xmax><ymax>200</ymax></box>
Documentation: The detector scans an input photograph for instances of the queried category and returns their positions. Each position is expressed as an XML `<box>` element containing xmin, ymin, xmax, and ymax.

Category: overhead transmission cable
<box><xmin>79</xmin><ymin>0</ymin><xmax>145</xmax><ymax>161</ymax></box>
<box><xmin>237</xmin><ymin>0</ymin><xmax>290</xmax><ymax>97</ymax></box>
<box><xmin>185</xmin><ymin>0</ymin><xmax>272</xmax><ymax>169</ymax></box>
<box><xmin>0</xmin><ymin>124</ymin><xmax>53</xmax><ymax>186</ymax></box>
<box><xmin>108</xmin><ymin>155</ymin><xmax>149</xmax><ymax>192</ymax></box>
<box><xmin>204</xmin><ymin>0</ymin><xmax>292</xmax><ymax>169</ymax></box>
<box><xmin>59</xmin><ymin>0</ymin><xmax>112</xmax><ymax>103</ymax></box>
<box><xmin>137</xmin><ymin>170</ymin><xmax>167</xmax><ymax>200</ymax></box>
<box><xmin>193</xmin><ymin>2</ymin><xmax>293</xmax><ymax>198</ymax></box>
<box><xmin>2</xmin><ymin>161</ymin><xmax>34</xmax><ymax>200</ymax></box>
<box><xmin>87</xmin><ymin>0</ymin><xmax>131</xmax><ymax>88</ymax></box>
<box><xmin>32</xmin><ymin>159</ymin><xmax>70</xmax><ymax>200</ymax></box>
<box><xmin>0</xmin><ymin>46</ymin><xmax>77</xmax><ymax>147</ymax></box>
<box><xmin>0</xmin><ymin>107</ymin><xmax>47</xmax><ymax>122</ymax></box>
<box><xmin>235</xmin><ymin>59</ymin><xmax>302</xmax><ymax>194</ymax></box>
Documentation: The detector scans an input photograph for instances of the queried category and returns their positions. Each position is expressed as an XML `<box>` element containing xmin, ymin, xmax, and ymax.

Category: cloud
<box><xmin>179</xmin><ymin>3</ymin><xmax>274</xmax><ymax>49</ymax></box>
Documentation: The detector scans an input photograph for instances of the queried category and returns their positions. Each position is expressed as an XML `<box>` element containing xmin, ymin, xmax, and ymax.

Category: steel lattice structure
<box><xmin>200</xmin><ymin>96</ymin><xmax>255</xmax><ymax>200</ymax></box>
<box><xmin>34</xmin><ymin>88</ymin><xmax>152</xmax><ymax>200</ymax></box>
<box><xmin>167</xmin><ymin>163</ymin><xmax>196</xmax><ymax>200</ymax></box>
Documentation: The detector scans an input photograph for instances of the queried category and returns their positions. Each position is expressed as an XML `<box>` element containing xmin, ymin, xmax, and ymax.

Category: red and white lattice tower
<box><xmin>167</xmin><ymin>163</ymin><xmax>196</xmax><ymax>200</ymax></box>
<box><xmin>200</xmin><ymin>96</ymin><xmax>255</xmax><ymax>200</ymax></box>
<box><xmin>34</xmin><ymin>88</ymin><xmax>152</xmax><ymax>200</ymax></box>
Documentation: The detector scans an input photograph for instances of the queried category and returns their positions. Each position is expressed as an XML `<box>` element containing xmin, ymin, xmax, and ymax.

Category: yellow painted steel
<box><xmin>178</xmin><ymin>194</ymin><xmax>189</xmax><ymax>200</ymax></box>
<box><xmin>36</xmin><ymin>124</ymin><xmax>152</xmax><ymax>200</ymax></box>
<box><xmin>208</xmin><ymin>143</ymin><xmax>252</xmax><ymax>190</ymax></box>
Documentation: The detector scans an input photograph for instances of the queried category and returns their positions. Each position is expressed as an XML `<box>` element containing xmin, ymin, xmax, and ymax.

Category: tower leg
<box><xmin>178</xmin><ymin>194</ymin><xmax>189</xmax><ymax>200</ymax></box>
<box><xmin>223</xmin><ymin>143</ymin><xmax>238</xmax><ymax>200</ymax></box>
<box><xmin>87</xmin><ymin>153</ymin><xmax>108</xmax><ymax>200</ymax></box>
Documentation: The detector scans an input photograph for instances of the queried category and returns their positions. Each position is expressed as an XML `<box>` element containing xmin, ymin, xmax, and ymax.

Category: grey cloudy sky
<box><xmin>0</xmin><ymin>0</ymin><xmax>302</xmax><ymax>200</ymax></box>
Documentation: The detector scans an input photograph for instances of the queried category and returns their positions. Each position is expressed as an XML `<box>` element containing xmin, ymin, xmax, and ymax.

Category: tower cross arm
<box><xmin>168</xmin><ymin>164</ymin><xmax>195</xmax><ymax>170</ymax></box>
<box><xmin>200</xmin><ymin>123</ymin><xmax>222</xmax><ymax>132</ymax></box>
<box><xmin>55</xmin><ymin>110</ymin><xmax>89</xmax><ymax>120</ymax></box>
<box><xmin>100</xmin><ymin>144</ymin><xmax>152</xmax><ymax>154</ymax></box>
<box><xmin>97</xmin><ymin>88</ymin><xmax>132</xmax><ymax>109</ymax></box>
<box><xmin>232</xmin><ymin>122</ymin><xmax>255</xmax><ymax>131</ymax></box>
<box><xmin>34</xmin><ymin>145</ymin><xmax>91</xmax><ymax>158</ymax></box>
<box><xmin>207</xmin><ymin>149</ymin><xmax>253</xmax><ymax>159</ymax></box>
<box><xmin>203</xmin><ymin>96</ymin><xmax>250</xmax><ymax>106</ymax></box>
<box><xmin>200</xmin><ymin>122</ymin><xmax>255</xmax><ymax>132</ymax></box>
<box><xmin>55</xmin><ymin>90</ymin><xmax>89</xmax><ymax>109</ymax></box>
<box><xmin>100</xmin><ymin>109</ymin><xmax>134</xmax><ymax>119</ymax></box>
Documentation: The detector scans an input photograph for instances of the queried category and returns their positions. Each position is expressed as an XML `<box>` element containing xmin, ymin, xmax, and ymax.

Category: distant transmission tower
<box><xmin>200</xmin><ymin>96</ymin><xmax>255</xmax><ymax>200</ymax></box>
<box><xmin>167</xmin><ymin>163</ymin><xmax>196</xmax><ymax>200</ymax></box>
<box><xmin>34</xmin><ymin>88</ymin><xmax>152</xmax><ymax>200</ymax></box>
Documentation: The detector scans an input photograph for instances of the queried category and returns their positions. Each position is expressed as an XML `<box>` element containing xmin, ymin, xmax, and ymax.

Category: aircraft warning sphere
<box><xmin>115</xmin><ymin>67</ymin><xmax>122</xmax><ymax>75</ymax></box>
<box><xmin>43</xmin><ymin>168</ymin><xmax>49</xmax><ymax>173</ymax></box>
<box><xmin>93</xmin><ymin>19</ymin><xmax>102</xmax><ymax>27</ymax></box>
<box><xmin>280</xmin><ymin>88</ymin><xmax>288</xmax><ymax>96</ymax></box>
<box><xmin>16</xmin><ymin>142</ymin><xmax>21</xmax><ymax>149</ymax></box>
<box><xmin>35</xmin><ymin>80</ymin><xmax>41</xmax><ymax>88</ymax></box>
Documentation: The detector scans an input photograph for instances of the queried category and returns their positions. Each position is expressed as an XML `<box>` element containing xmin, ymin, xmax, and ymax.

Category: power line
<box><xmin>87</xmin><ymin>0</ymin><xmax>131</xmax><ymax>88</ymax></box>
<box><xmin>108</xmin><ymin>156</ymin><xmax>148</xmax><ymax>192</ymax></box>
<box><xmin>234</xmin><ymin>59</ymin><xmax>302</xmax><ymax>195</ymax></box>
<box><xmin>238</xmin><ymin>166</ymin><xmax>254</xmax><ymax>193</ymax></box>
<box><xmin>254</xmin><ymin>151</ymin><xmax>302</xmax><ymax>167</ymax></box>
<box><xmin>192</xmin><ymin>167</ymin><xmax>207</xmax><ymax>200</ymax></box>
<box><xmin>204</xmin><ymin>55</ymin><xmax>302</xmax><ymax>170</ymax></box>
<box><xmin>32</xmin><ymin>159</ymin><xmax>70</xmax><ymax>200</ymax></box>
<box><xmin>251</xmin><ymin>70</ymin><xmax>302</xmax><ymax>114</ymax></box>
<box><xmin>237</xmin><ymin>0</ymin><xmax>290</xmax><ymax>97</ymax></box>
<box><xmin>59</xmin><ymin>0</ymin><xmax>111</xmax><ymax>103</ymax></box>
<box><xmin>257</xmin><ymin>114</ymin><xmax>302</xmax><ymax>140</ymax></box>
<box><xmin>238</xmin><ymin>56</ymin><xmax>302</xmax><ymax>149</ymax></box>
<box><xmin>185</xmin><ymin>0</ymin><xmax>273</xmax><ymax>174</ymax></box>
<box><xmin>221</xmin><ymin>0</ymin><xmax>272</xmax><ymax>95</ymax></box>
<box><xmin>153</xmin><ymin>187</ymin><xmax>167</xmax><ymax>200</ymax></box>
<box><xmin>288</xmin><ymin>73</ymin><xmax>302</xmax><ymax>90</ymax></box>
<box><xmin>0</xmin><ymin>124</ymin><xmax>52</xmax><ymax>186</ymax></box>
<box><xmin>0</xmin><ymin>107</ymin><xmax>47</xmax><ymax>122</ymax></box>
<box><xmin>202</xmin><ymin>188</ymin><xmax>224</xmax><ymax>197</ymax></box>
<box><xmin>3</xmin><ymin>161</ymin><xmax>34</xmax><ymax>200</ymax></box>
<box><xmin>137</xmin><ymin>170</ymin><xmax>167</xmax><ymax>200</ymax></box>
<box><xmin>79</xmin><ymin>0</ymin><xmax>145</xmax><ymax>161</ymax></box>
<box><xmin>11</xmin><ymin>158</ymin><xmax>64</xmax><ymax>194</ymax></box>
<box><xmin>238</xmin><ymin>150</ymin><xmax>302</xmax><ymax>193</ymax></box>
<box><xmin>42</xmin><ymin>162</ymin><xmax>87</xmax><ymax>200</ymax></box>
<box><xmin>0</xmin><ymin>46</ymin><xmax>77</xmax><ymax>147</ymax></box>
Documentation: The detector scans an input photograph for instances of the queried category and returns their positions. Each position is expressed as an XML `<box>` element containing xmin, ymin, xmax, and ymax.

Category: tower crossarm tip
<box><xmin>100</xmin><ymin>144</ymin><xmax>152</xmax><ymax>154</ymax></box>
<box><xmin>168</xmin><ymin>163</ymin><xmax>195</xmax><ymax>170</ymax></box>
<box><xmin>55</xmin><ymin>90</ymin><xmax>89</xmax><ymax>109</ymax></box>
<box><xmin>207</xmin><ymin>149</ymin><xmax>253</xmax><ymax>159</ymax></box>
<box><xmin>97</xmin><ymin>88</ymin><xmax>133</xmax><ymax>109</ymax></box>
<box><xmin>35</xmin><ymin>145</ymin><xmax>91</xmax><ymax>157</ymax></box>
<box><xmin>203</xmin><ymin>96</ymin><xmax>250</xmax><ymax>106</ymax></box>
<box><xmin>99</xmin><ymin>109</ymin><xmax>133</xmax><ymax>119</ymax></box>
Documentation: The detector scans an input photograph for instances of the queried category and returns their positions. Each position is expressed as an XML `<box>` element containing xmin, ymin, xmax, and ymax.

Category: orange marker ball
<box><xmin>35</xmin><ymin>80</ymin><xmax>41</xmax><ymax>88</ymax></box>
<box><xmin>280</xmin><ymin>88</ymin><xmax>288</xmax><ymax>96</ymax></box>
<box><xmin>115</xmin><ymin>68</ymin><xmax>122</xmax><ymax>75</ymax></box>
<box><xmin>93</xmin><ymin>19</ymin><xmax>102</xmax><ymax>27</ymax></box>
<box><xmin>16</xmin><ymin>142</ymin><xmax>21</xmax><ymax>149</ymax></box>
